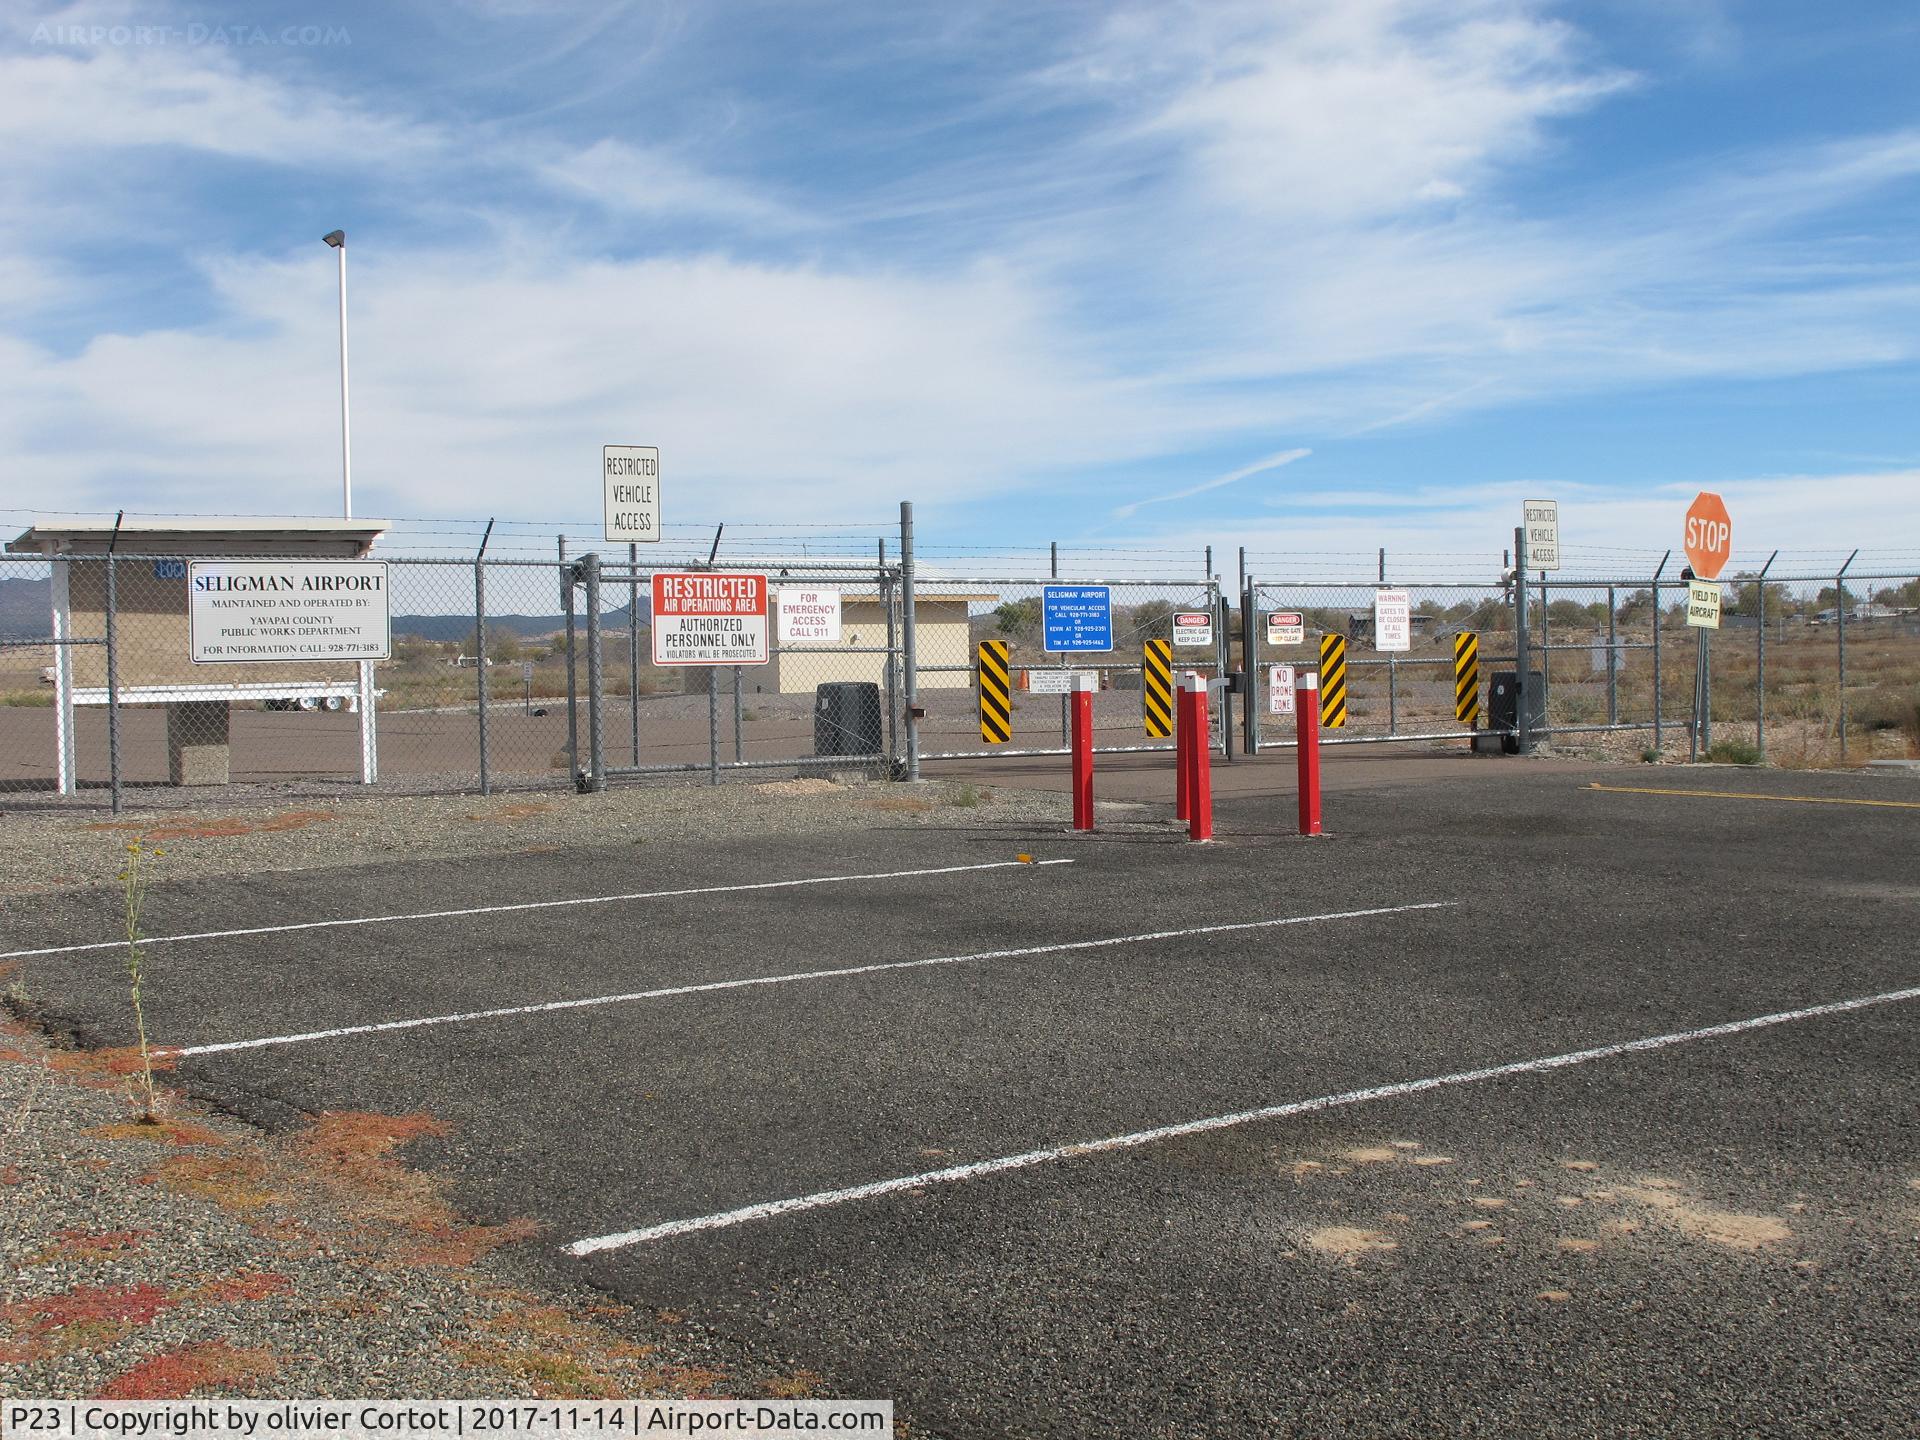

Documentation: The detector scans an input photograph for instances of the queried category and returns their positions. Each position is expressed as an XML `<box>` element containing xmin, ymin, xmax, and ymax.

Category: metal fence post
<box><xmin>629</xmin><ymin>541</ymin><xmax>641</xmax><ymax>765</ymax></box>
<box><xmin>1606</xmin><ymin>585</ymin><xmax>1618</xmax><ymax>727</ymax></box>
<box><xmin>732</xmin><ymin>668</ymin><xmax>745</xmax><ymax>761</ymax></box>
<box><xmin>1755</xmin><ymin>551</ymin><xmax>1776</xmax><ymax>757</ymax></box>
<box><xmin>475</xmin><ymin>520</ymin><xmax>493</xmax><ymax>796</ymax></box>
<box><xmin>1513</xmin><ymin>526</ymin><xmax>1532</xmax><ymax>753</ymax></box>
<box><xmin>1837</xmin><ymin>549</ymin><xmax>1857</xmax><ymax>761</ymax></box>
<box><xmin>103</xmin><ymin>551</ymin><xmax>123</xmax><ymax>815</ymax></box>
<box><xmin>708</xmin><ymin>679</ymin><xmax>720</xmax><ymax>785</ymax></box>
<box><xmin>560</xmin><ymin>535</ymin><xmax>578</xmax><ymax>782</ymax></box>
<box><xmin>1241</xmin><ymin>575</ymin><xmax>1259</xmax><ymax>755</ymax></box>
<box><xmin>1650</xmin><ymin>552</ymin><xmax>1668</xmax><ymax>749</ymax></box>
<box><xmin>582</xmin><ymin>551</ymin><xmax>606</xmax><ymax>793</ymax></box>
<box><xmin>1217</xmin><ymin>583</ymin><xmax>1234</xmax><ymax>762</ymax></box>
<box><xmin>881</xmin><ymin>541</ymin><xmax>901</xmax><ymax>776</ymax></box>
<box><xmin>1051</xmin><ymin>540</ymin><xmax>1068</xmax><ymax>747</ymax></box>
<box><xmin>1538</xmin><ymin>572</ymin><xmax>1551</xmax><ymax>725</ymax></box>
<box><xmin>900</xmin><ymin>501</ymin><xmax>921</xmax><ymax>780</ymax></box>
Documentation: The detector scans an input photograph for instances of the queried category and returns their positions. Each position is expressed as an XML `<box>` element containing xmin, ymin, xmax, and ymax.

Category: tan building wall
<box><xmin>63</xmin><ymin>560</ymin><xmax>363</xmax><ymax>691</ymax></box>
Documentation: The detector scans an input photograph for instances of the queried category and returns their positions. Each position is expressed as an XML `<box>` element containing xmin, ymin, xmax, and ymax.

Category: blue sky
<box><xmin>3</xmin><ymin>0</ymin><xmax>1918</xmax><ymax>572</ymax></box>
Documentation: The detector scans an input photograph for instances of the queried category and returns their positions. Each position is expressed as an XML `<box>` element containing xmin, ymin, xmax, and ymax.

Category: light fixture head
<box><xmin>322</xmin><ymin>229</ymin><xmax>346</xmax><ymax>248</ymax></box>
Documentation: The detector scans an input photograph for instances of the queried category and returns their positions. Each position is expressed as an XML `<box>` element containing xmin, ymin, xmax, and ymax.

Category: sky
<box><xmin>3</xmin><ymin>0</ymin><xmax>1918</xmax><ymax>576</ymax></box>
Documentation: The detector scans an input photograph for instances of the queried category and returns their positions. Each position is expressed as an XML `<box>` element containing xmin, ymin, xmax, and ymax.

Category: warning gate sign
<box><xmin>651</xmin><ymin>572</ymin><xmax>769</xmax><ymax>665</ymax></box>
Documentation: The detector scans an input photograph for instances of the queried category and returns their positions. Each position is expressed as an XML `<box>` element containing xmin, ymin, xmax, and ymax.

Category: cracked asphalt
<box><xmin>6</xmin><ymin>759</ymin><xmax>1918</xmax><ymax>1437</ymax></box>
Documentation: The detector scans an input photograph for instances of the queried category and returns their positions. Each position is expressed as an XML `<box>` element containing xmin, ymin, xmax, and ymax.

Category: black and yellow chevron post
<box><xmin>1318</xmin><ymin>633</ymin><xmax>1348</xmax><ymax>728</ymax></box>
<box><xmin>977</xmin><ymin>639</ymin><xmax>1013</xmax><ymax>744</ymax></box>
<box><xmin>1142</xmin><ymin>639</ymin><xmax>1174</xmax><ymax>737</ymax></box>
<box><xmin>1453</xmin><ymin>632</ymin><xmax>1481</xmax><ymax>726</ymax></box>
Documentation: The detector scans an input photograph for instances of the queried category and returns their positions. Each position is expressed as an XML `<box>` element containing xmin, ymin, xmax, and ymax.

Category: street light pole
<box><xmin>322</xmin><ymin>229</ymin><xmax>351</xmax><ymax>518</ymax></box>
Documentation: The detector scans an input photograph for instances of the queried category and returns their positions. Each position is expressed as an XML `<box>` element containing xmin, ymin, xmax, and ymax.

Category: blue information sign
<box><xmin>1042</xmin><ymin>585</ymin><xmax>1114</xmax><ymax>653</ymax></box>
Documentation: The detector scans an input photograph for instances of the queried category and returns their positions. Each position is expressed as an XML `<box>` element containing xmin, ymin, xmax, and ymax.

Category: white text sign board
<box><xmin>1265</xmin><ymin>611</ymin><xmax>1304</xmax><ymax>646</ymax></box>
<box><xmin>1027</xmin><ymin>670</ymin><xmax>1092</xmax><ymax>695</ymax></box>
<box><xmin>189</xmin><ymin>561</ymin><xmax>390</xmax><ymax>664</ymax></box>
<box><xmin>777</xmin><ymin>589</ymin><xmax>842</xmax><ymax>645</ymax></box>
<box><xmin>651</xmin><ymin>572</ymin><xmax>769</xmax><ymax>665</ymax></box>
<box><xmin>603</xmin><ymin>446</ymin><xmax>661</xmax><ymax>543</ymax></box>
<box><xmin>1686</xmin><ymin>580</ymin><xmax>1722</xmax><ymax>630</ymax></box>
<box><xmin>1268</xmin><ymin>664</ymin><xmax>1296</xmax><ymax>716</ymax></box>
<box><xmin>1523</xmin><ymin>498</ymin><xmax>1560</xmax><ymax>571</ymax></box>
<box><xmin>1172</xmin><ymin>611</ymin><xmax>1214</xmax><ymax>648</ymax></box>
<box><xmin>1373</xmin><ymin>589</ymin><xmax>1412</xmax><ymax>653</ymax></box>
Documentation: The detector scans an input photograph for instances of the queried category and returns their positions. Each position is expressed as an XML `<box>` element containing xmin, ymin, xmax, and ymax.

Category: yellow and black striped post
<box><xmin>1453</xmin><ymin>632</ymin><xmax>1481</xmax><ymax>726</ymax></box>
<box><xmin>1318</xmin><ymin>633</ymin><xmax>1348</xmax><ymax>728</ymax></box>
<box><xmin>1142</xmin><ymin>639</ymin><xmax>1174</xmax><ymax>737</ymax></box>
<box><xmin>977</xmin><ymin>639</ymin><xmax>1012</xmax><ymax>744</ymax></box>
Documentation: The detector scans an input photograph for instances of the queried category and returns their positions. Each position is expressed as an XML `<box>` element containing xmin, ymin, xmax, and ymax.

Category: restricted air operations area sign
<box><xmin>188</xmin><ymin>561</ymin><xmax>390</xmax><ymax>663</ymax></box>
<box><xmin>652</xmin><ymin>572</ymin><xmax>770</xmax><ymax>665</ymax></box>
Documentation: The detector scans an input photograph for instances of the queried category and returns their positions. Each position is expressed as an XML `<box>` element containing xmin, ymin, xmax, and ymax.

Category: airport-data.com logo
<box><xmin>30</xmin><ymin>21</ymin><xmax>351</xmax><ymax>47</ymax></box>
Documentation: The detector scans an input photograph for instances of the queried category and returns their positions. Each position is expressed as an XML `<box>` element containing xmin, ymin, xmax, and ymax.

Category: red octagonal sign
<box><xmin>1684</xmin><ymin>491</ymin><xmax>1733</xmax><ymax>580</ymax></box>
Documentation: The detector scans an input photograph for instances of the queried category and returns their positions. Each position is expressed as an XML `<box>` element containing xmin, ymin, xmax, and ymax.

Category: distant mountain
<box><xmin>0</xmin><ymin>575</ymin><xmax>51</xmax><ymax>640</ymax></box>
<box><xmin>391</xmin><ymin>602</ymin><xmax>648</xmax><ymax>642</ymax></box>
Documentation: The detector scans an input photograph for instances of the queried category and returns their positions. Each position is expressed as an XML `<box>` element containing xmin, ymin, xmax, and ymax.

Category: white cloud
<box><xmin>1112</xmin><ymin>447</ymin><xmax>1310</xmax><ymax>520</ymax></box>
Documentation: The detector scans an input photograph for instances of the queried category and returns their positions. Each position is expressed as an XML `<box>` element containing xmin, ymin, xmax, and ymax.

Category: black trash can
<box><xmin>813</xmin><ymin>681</ymin><xmax>884</xmax><ymax>757</ymax></box>
<box><xmin>1486</xmin><ymin>670</ymin><xmax>1546</xmax><ymax>753</ymax></box>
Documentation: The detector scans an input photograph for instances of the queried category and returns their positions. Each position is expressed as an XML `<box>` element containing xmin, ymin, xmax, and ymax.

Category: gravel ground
<box><xmin>0</xmin><ymin>1014</ymin><xmax>830</xmax><ymax>1402</ymax></box>
<box><xmin>0</xmin><ymin>777</ymin><xmax>1072</xmax><ymax>898</ymax></box>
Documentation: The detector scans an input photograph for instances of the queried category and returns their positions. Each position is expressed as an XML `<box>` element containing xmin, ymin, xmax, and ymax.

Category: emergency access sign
<box><xmin>651</xmin><ymin>572</ymin><xmax>769</xmax><ymax>665</ymax></box>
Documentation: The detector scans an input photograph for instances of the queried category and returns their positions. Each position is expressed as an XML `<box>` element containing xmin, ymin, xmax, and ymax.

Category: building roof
<box><xmin>8</xmin><ymin>515</ymin><xmax>391</xmax><ymax>556</ymax></box>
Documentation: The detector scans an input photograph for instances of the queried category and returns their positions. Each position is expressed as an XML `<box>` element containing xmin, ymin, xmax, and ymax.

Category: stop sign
<box><xmin>1684</xmin><ymin>491</ymin><xmax>1732</xmax><ymax>580</ymax></box>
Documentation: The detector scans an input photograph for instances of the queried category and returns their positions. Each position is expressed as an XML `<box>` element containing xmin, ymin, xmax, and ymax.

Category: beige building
<box><xmin>765</xmin><ymin>590</ymin><xmax>995</xmax><ymax>695</ymax></box>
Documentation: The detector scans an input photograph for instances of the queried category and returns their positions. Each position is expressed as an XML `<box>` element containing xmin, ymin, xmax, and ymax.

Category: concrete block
<box><xmin>167</xmin><ymin>701</ymin><xmax>231</xmax><ymax>785</ymax></box>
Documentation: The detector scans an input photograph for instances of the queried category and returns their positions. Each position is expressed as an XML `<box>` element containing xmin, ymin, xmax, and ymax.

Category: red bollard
<box><xmin>1296</xmin><ymin>672</ymin><xmax>1322</xmax><ymax>836</ymax></box>
<box><xmin>1071</xmin><ymin>675</ymin><xmax>1095</xmax><ymax>831</ymax></box>
<box><xmin>1184</xmin><ymin>672</ymin><xmax>1214</xmax><ymax>842</ymax></box>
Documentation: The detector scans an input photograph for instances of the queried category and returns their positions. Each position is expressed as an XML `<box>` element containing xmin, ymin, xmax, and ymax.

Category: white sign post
<box><xmin>189</xmin><ymin>561</ymin><xmax>390</xmax><ymax>663</ymax></box>
<box><xmin>1523</xmin><ymin>498</ymin><xmax>1560</xmax><ymax>571</ymax></box>
<box><xmin>1686</xmin><ymin>580</ymin><xmax>1722</xmax><ymax>630</ymax></box>
<box><xmin>1267</xmin><ymin>664</ymin><xmax>1296</xmax><ymax>716</ymax></box>
<box><xmin>651</xmin><ymin>572</ymin><xmax>769</xmax><ymax>665</ymax></box>
<box><xmin>603</xmin><ymin>445</ymin><xmax>661</xmax><ymax>543</ymax></box>
<box><xmin>777</xmin><ymin>589</ymin><xmax>842</xmax><ymax>645</ymax></box>
<box><xmin>1373</xmin><ymin>589</ymin><xmax>1412</xmax><ymax>653</ymax></box>
<box><xmin>1172</xmin><ymin>611</ymin><xmax>1214</xmax><ymax>648</ymax></box>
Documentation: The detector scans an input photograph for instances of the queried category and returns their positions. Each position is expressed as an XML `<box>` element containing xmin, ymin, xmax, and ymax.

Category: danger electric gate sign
<box><xmin>651</xmin><ymin>572</ymin><xmax>769</xmax><ymax>666</ymax></box>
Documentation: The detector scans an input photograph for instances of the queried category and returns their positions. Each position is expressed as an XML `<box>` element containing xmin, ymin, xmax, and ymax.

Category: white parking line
<box><xmin>0</xmin><ymin>859</ymin><xmax>1075</xmax><ymax>961</ymax></box>
<box><xmin>565</xmin><ymin>980</ymin><xmax>1920</xmax><ymax>1255</ymax></box>
<box><xmin>170</xmin><ymin>901</ymin><xmax>1453</xmax><ymax>1057</ymax></box>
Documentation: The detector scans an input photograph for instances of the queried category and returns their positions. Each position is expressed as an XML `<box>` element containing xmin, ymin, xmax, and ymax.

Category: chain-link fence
<box><xmin>1244</xmin><ymin>565</ymin><xmax>1920</xmax><ymax>764</ymax></box>
<box><xmin>915</xmin><ymin>575</ymin><xmax>1223</xmax><ymax>761</ymax></box>
<box><xmin>5</xmin><ymin>523</ymin><xmax>1915</xmax><ymax>811</ymax></box>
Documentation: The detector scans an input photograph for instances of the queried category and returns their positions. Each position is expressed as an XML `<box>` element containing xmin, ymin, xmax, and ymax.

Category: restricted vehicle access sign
<box><xmin>1172</xmin><ymin>611</ymin><xmax>1214</xmax><ymax>648</ymax></box>
<box><xmin>1265</xmin><ymin>611</ymin><xmax>1304</xmax><ymax>645</ymax></box>
<box><xmin>651</xmin><ymin>572</ymin><xmax>769</xmax><ymax>665</ymax></box>
<box><xmin>603</xmin><ymin>445</ymin><xmax>661</xmax><ymax>544</ymax></box>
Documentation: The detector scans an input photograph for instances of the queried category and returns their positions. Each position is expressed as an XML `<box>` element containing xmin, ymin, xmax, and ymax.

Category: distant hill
<box><xmin>391</xmin><ymin>602</ymin><xmax>646</xmax><ymax>642</ymax></box>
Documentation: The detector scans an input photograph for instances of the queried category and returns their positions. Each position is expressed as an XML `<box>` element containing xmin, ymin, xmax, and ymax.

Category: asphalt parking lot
<box><xmin>6</xmin><ymin>760</ymin><xmax>1918</xmax><ymax>1437</ymax></box>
